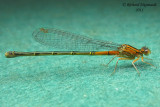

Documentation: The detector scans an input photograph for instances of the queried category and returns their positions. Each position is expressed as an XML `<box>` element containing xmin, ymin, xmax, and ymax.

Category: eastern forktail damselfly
<box><xmin>5</xmin><ymin>28</ymin><xmax>155</xmax><ymax>75</ymax></box>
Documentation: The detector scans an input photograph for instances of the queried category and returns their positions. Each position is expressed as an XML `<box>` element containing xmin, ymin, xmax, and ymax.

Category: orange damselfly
<box><xmin>5</xmin><ymin>28</ymin><xmax>155</xmax><ymax>75</ymax></box>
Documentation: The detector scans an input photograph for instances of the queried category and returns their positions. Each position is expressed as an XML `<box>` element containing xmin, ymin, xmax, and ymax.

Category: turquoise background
<box><xmin>0</xmin><ymin>0</ymin><xmax>160</xmax><ymax>106</ymax></box>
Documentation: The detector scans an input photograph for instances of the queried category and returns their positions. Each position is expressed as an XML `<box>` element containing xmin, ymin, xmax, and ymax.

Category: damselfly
<box><xmin>5</xmin><ymin>28</ymin><xmax>155</xmax><ymax>75</ymax></box>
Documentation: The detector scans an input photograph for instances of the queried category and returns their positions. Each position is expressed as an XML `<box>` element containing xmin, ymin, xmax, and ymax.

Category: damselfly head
<box><xmin>141</xmin><ymin>46</ymin><xmax>151</xmax><ymax>56</ymax></box>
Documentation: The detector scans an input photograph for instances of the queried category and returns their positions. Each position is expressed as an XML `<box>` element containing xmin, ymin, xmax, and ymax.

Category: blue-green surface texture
<box><xmin>0</xmin><ymin>0</ymin><xmax>160</xmax><ymax>107</ymax></box>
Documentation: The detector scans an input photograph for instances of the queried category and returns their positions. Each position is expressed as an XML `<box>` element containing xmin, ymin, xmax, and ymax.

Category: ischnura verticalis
<box><xmin>5</xmin><ymin>28</ymin><xmax>155</xmax><ymax>75</ymax></box>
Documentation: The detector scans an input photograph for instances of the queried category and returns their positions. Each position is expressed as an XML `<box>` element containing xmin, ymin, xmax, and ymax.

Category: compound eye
<box><xmin>145</xmin><ymin>49</ymin><xmax>148</xmax><ymax>53</ymax></box>
<box><xmin>145</xmin><ymin>49</ymin><xmax>151</xmax><ymax>55</ymax></box>
<box><xmin>141</xmin><ymin>46</ymin><xmax>151</xmax><ymax>56</ymax></box>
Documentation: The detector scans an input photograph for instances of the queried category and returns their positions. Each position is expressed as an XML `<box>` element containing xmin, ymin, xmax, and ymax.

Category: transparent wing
<box><xmin>33</xmin><ymin>28</ymin><xmax>121</xmax><ymax>51</ymax></box>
